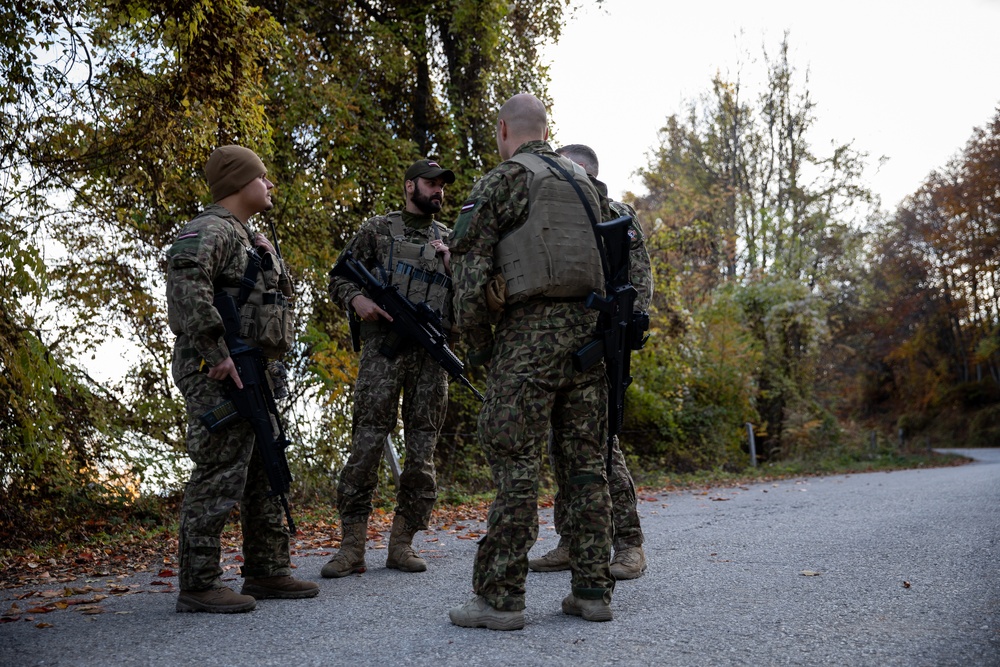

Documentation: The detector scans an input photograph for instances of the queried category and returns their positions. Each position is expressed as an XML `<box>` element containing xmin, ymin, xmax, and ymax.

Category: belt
<box><xmin>506</xmin><ymin>295</ymin><xmax>587</xmax><ymax>312</ymax></box>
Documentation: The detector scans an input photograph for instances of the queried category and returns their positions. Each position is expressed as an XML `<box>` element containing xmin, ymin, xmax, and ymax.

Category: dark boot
<box><xmin>175</xmin><ymin>586</ymin><xmax>256</xmax><ymax>613</ymax></box>
<box><xmin>385</xmin><ymin>515</ymin><xmax>426</xmax><ymax>572</ymax></box>
<box><xmin>321</xmin><ymin>522</ymin><xmax>367</xmax><ymax>578</ymax></box>
<box><xmin>241</xmin><ymin>575</ymin><xmax>319</xmax><ymax>599</ymax></box>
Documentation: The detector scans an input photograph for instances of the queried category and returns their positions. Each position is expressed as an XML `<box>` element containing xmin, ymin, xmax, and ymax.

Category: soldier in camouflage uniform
<box><xmin>448</xmin><ymin>94</ymin><xmax>615</xmax><ymax>631</ymax></box>
<box><xmin>167</xmin><ymin>145</ymin><xmax>318</xmax><ymax>613</ymax></box>
<box><xmin>529</xmin><ymin>144</ymin><xmax>653</xmax><ymax>580</ymax></box>
<box><xmin>323</xmin><ymin>159</ymin><xmax>456</xmax><ymax>578</ymax></box>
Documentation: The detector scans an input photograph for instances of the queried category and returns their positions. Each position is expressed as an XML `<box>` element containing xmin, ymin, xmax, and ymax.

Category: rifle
<box><xmin>329</xmin><ymin>250</ymin><xmax>485</xmax><ymax>402</ymax></box>
<box><xmin>198</xmin><ymin>291</ymin><xmax>297</xmax><ymax>534</ymax></box>
<box><xmin>572</xmin><ymin>215</ymin><xmax>650</xmax><ymax>467</ymax></box>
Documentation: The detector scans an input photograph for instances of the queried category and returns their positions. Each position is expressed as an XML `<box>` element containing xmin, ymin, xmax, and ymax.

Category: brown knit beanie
<box><xmin>205</xmin><ymin>145</ymin><xmax>267</xmax><ymax>202</ymax></box>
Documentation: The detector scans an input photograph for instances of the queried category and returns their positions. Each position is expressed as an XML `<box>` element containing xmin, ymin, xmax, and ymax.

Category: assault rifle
<box><xmin>330</xmin><ymin>250</ymin><xmax>485</xmax><ymax>402</ymax></box>
<box><xmin>198</xmin><ymin>291</ymin><xmax>297</xmax><ymax>534</ymax></box>
<box><xmin>572</xmin><ymin>215</ymin><xmax>650</xmax><ymax>466</ymax></box>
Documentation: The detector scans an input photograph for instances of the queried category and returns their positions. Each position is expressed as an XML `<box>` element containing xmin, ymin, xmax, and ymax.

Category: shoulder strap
<box><xmin>386</xmin><ymin>211</ymin><xmax>405</xmax><ymax>240</ymax></box>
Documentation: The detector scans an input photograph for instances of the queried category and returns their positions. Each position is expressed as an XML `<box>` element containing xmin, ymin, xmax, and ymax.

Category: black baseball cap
<box><xmin>405</xmin><ymin>159</ymin><xmax>455</xmax><ymax>184</ymax></box>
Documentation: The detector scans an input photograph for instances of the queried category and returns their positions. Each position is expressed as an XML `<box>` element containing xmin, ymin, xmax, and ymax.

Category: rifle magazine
<box><xmin>198</xmin><ymin>400</ymin><xmax>241</xmax><ymax>434</ymax></box>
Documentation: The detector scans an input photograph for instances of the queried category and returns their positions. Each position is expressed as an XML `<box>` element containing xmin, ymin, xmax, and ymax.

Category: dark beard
<box><xmin>411</xmin><ymin>187</ymin><xmax>442</xmax><ymax>215</ymax></box>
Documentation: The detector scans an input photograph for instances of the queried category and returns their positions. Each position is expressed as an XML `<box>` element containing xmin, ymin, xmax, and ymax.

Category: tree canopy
<box><xmin>1</xmin><ymin>0</ymin><xmax>572</xmax><ymax>536</ymax></box>
<box><xmin>2</xmin><ymin>8</ymin><xmax>998</xmax><ymax>542</ymax></box>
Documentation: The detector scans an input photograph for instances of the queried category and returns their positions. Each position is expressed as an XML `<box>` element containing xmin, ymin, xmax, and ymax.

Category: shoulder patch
<box><xmin>166</xmin><ymin>231</ymin><xmax>202</xmax><ymax>259</ymax></box>
<box><xmin>452</xmin><ymin>199</ymin><xmax>482</xmax><ymax>240</ymax></box>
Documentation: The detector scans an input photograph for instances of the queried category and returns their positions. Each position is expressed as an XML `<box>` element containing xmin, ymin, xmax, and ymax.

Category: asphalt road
<box><xmin>2</xmin><ymin>449</ymin><xmax>998</xmax><ymax>667</ymax></box>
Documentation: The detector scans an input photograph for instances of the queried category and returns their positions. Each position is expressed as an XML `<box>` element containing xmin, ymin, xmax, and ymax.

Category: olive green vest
<box><xmin>494</xmin><ymin>153</ymin><xmax>605</xmax><ymax>304</ymax></box>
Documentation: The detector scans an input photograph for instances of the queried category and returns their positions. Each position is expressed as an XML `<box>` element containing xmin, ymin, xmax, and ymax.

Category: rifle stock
<box><xmin>330</xmin><ymin>250</ymin><xmax>485</xmax><ymax>402</ymax></box>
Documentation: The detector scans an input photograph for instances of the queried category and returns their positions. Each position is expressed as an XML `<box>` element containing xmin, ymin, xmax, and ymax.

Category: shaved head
<box><xmin>498</xmin><ymin>94</ymin><xmax>547</xmax><ymax>138</ymax></box>
<box><xmin>496</xmin><ymin>93</ymin><xmax>548</xmax><ymax>160</ymax></box>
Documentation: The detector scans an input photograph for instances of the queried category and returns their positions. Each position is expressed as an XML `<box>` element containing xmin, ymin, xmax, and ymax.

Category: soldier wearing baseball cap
<box><xmin>404</xmin><ymin>159</ymin><xmax>456</xmax><ymax>185</ymax></box>
<box><xmin>324</xmin><ymin>157</ymin><xmax>457</xmax><ymax>580</ymax></box>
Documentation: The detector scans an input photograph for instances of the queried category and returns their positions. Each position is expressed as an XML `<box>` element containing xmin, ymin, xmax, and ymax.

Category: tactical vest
<box><xmin>378</xmin><ymin>211</ymin><xmax>453</xmax><ymax>329</ymax></box>
<box><xmin>494</xmin><ymin>153</ymin><xmax>605</xmax><ymax>304</ymax></box>
<box><xmin>214</xmin><ymin>216</ymin><xmax>295</xmax><ymax>359</ymax></box>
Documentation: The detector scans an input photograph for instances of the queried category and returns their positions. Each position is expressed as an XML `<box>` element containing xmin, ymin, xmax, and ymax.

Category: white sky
<box><xmin>544</xmin><ymin>0</ymin><xmax>1000</xmax><ymax>208</ymax></box>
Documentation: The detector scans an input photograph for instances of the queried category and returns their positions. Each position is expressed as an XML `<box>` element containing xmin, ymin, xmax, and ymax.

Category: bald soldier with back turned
<box><xmin>447</xmin><ymin>94</ymin><xmax>616</xmax><ymax>630</ymax></box>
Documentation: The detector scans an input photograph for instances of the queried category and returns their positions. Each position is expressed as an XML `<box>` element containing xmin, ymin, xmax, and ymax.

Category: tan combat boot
<box><xmin>609</xmin><ymin>545</ymin><xmax>647</xmax><ymax>580</ymax></box>
<box><xmin>385</xmin><ymin>514</ymin><xmax>426</xmax><ymax>572</ymax></box>
<box><xmin>561</xmin><ymin>593</ymin><xmax>613</xmax><ymax>622</ymax></box>
<box><xmin>175</xmin><ymin>586</ymin><xmax>256</xmax><ymax>613</ymax></box>
<box><xmin>320</xmin><ymin>522</ymin><xmax>367</xmax><ymax>578</ymax></box>
<box><xmin>528</xmin><ymin>538</ymin><xmax>570</xmax><ymax>572</ymax></box>
<box><xmin>241</xmin><ymin>575</ymin><xmax>319</xmax><ymax>599</ymax></box>
<box><xmin>449</xmin><ymin>596</ymin><xmax>525</xmax><ymax>631</ymax></box>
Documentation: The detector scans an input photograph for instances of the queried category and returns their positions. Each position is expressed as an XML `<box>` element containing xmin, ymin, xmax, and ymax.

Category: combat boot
<box><xmin>561</xmin><ymin>593</ymin><xmax>613</xmax><ymax>622</ymax></box>
<box><xmin>321</xmin><ymin>522</ymin><xmax>367</xmax><ymax>578</ymax></box>
<box><xmin>385</xmin><ymin>514</ymin><xmax>426</xmax><ymax>572</ymax></box>
<box><xmin>175</xmin><ymin>586</ymin><xmax>256</xmax><ymax>613</ymax></box>
<box><xmin>449</xmin><ymin>596</ymin><xmax>525</xmax><ymax>631</ymax></box>
<box><xmin>610</xmin><ymin>545</ymin><xmax>647</xmax><ymax>580</ymax></box>
<box><xmin>241</xmin><ymin>575</ymin><xmax>319</xmax><ymax>599</ymax></box>
<box><xmin>528</xmin><ymin>538</ymin><xmax>570</xmax><ymax>572</ymax></box>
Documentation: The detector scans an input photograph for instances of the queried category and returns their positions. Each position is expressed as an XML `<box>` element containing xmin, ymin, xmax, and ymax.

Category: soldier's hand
<box><xmin>351</xmin><ymin>294</ymin><xmax>393</xmax><ymax>323</ymax></box>
<box><xmin>208</xmin><ymin>357</ymin><xmax>244</xmax><ymax>389</ymax></box>
<box><xmin>430</xmin><ymin>239</ymin><xmax>451</xmax><ymax>272</ymax></box>
<box><xmin>254</xmin><ymin>233</ymin><xmax>276</xmax><ymax>255</ymax></box>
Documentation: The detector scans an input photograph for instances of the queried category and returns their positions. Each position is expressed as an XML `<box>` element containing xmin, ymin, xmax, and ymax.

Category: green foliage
<box><xmin>627</xmin><ymin>285</ymin><xmax>759</xmax><ymax>472</ymax></box>
<box><xmin>1</xmin><ymin>0</ymin><xmax>574</xmax><ymax>509</ymax></box>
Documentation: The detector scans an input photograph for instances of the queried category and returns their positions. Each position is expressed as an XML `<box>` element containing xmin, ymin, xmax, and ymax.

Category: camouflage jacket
<box><xmin>450</xmin><ymin>140</ymin><xmax>611</xmax><ymax>361</ymax></box>
<box><xmin>592</xmin><ymin>177</ymin><xmax>654</xmax><ymax>312</ymax></box>
<box><xmin>165</xmin><ymin>204</ymin><xmax>287</xmax><ymax>375</ymax></box>
<box><xmin>328</xmin><ymin>210</ymin><xmax>453</xmax><ymax>322</ymax></box>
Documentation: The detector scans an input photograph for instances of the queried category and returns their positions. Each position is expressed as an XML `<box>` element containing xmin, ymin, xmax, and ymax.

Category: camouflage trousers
<box><xmin>337</xmin><ymin>332</ymin><xmax>448</xmax><ymax>530</ymax></box>
<box><xmin>473</xmin><ymin>302</ymin><xmax>614</xmax><ymax>612</ymax></box>
<box><xmin>174</xmin><ymin>370</ymin><xmax>291</xmax><ymax>591</ymax></box>
<box><xmin>551</xmin><ymin>434</ymin><xmax>644</xmax><ymax>551</ymax></box>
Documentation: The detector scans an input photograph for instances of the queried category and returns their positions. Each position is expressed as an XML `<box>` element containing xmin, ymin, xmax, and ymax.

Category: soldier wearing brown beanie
<box><xmin>165</xmin><ymin>145</ymin><xmax>317</xmax><ymax>613</ymax></box>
